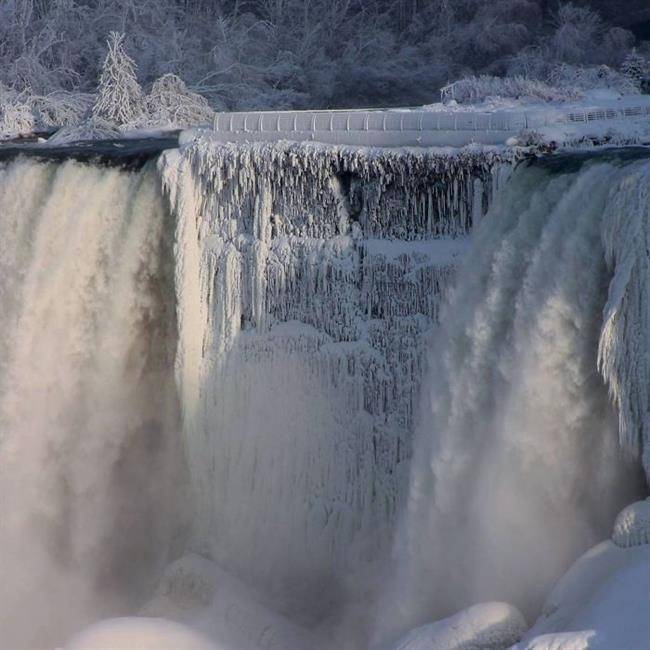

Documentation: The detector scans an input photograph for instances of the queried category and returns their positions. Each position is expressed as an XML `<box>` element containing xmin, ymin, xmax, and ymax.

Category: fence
<box><xmin>209</xmin><ymin>101</ymin><xmax>650</xmax><ymax>147</ymax></box>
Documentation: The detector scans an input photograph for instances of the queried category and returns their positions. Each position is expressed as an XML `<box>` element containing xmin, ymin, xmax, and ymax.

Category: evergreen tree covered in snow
<box><xmin>621</xmin><ymin>49</ymin><xmax>647</xmax><ymax>89</ymax></box>
<box><xmin>92</xmin><ymin>32</ymin><xmax>144</xmax><ymax>126</ymax></box>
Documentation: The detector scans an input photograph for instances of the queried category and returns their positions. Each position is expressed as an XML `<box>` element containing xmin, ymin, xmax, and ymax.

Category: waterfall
<box><xmin>0</xmin><ymin>158</ymin><xmax>185</xmax><ymax>649</ymax></box>
<box><xmin>377</xmin><ymin>154</ymin><xmax>650</xmax><ymax>645</ymax></box>
<box><xmin>1</xmin><ymin>139</ymin><xmax>649</xmax><ymax>650</ymax></box>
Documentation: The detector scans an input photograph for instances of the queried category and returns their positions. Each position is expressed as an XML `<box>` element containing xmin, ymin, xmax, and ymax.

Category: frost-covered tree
<box><xmin>92</xmin><ymin>32</ymin><xmax>144</xmax><ymax>126</ymax></box>
<box><xmin>0</xmin><ymin>0</ymin><xmax>646</xmax><ymax>118</ymax></box>
<box><xmin>145</xmin><ymin>73</ymin><xmax>214</xmax><ymax>127</ymax></box>
<box><xmin>622</xmin><ymin>49</ymin><xmax>647</xmax><ymax>89</ymax></box>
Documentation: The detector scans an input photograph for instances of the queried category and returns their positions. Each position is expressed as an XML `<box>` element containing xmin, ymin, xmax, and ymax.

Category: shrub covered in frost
<box><xmin>144</xmin><ymin>74</ymin><xmax>214</xmax><ymax>128</ymax></box>
<box><xmin>0</xmin><ymin>86</ymin><xmax>34</xmax><ymax>138</ymax></box>
<box><xmin>547</xmin><ymin>63</ymin><xmax>638</xmax><ymax>95</ymax></box>
<box><xmin>441</xmin><ymin>76</ymin><xmax>582</xmax><ymax>104</ymax></box>
<box><xmin>442</xmin><ymin>63</ymin><xmax>639</xmax><ymax>106</ymax></box>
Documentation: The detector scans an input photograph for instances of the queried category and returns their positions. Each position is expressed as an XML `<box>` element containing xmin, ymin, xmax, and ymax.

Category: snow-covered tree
<box><xmin>621</xmin><ymin>49</ymin><xmax>647</xmax><ymax>89</ymax></box>
<box><xmin>92</xmin><ymin>32</ymin><xmax>144</xmax><ymax>126</ymax></box>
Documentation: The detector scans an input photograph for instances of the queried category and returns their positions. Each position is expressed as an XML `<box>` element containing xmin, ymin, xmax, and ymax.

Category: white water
<box><xmin>0</xmin><ymin>159</ymin><xmax>185</xmax><ymax>649</ymax></box>
<box><xmin>377</xmin><ymin>157</ymin><xmax>650</xmax><ymax>646</ymax></box>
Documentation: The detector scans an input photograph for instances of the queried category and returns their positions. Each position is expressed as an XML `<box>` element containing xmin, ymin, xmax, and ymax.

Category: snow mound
<box><xmin>517</xmin><ymin>538</ymin><xmax>650</xmax><ymax>649</ymax></box>
<box><xmin>64</xmin><ymin>617</ymin><xmax>220</xmax><ymax>650</ymax></box>
<box><xmin>612</xmin><ymin>499</ymin><xmax>650</xmax><ymax>547</ymax></box>
<box><xmin>394</xmin><ymin>602</ymin><xmax>526</xmax><ymax>650</ymax></box>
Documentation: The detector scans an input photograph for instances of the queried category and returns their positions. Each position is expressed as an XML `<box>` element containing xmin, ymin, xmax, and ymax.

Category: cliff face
<box><xmin>159</xmin><ymin>136</ymin><xmax>512</xmax><ymax>612</ymax></box>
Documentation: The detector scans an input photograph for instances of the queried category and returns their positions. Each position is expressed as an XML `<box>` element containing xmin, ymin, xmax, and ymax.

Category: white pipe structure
<box><xmin>211</xmin><ymin>99</ymin><xmax>650</xmax><ymax>147</ymax></box>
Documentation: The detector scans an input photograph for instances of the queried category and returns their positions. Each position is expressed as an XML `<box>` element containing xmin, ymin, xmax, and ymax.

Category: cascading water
<box><xmin>376</xmin><ymin>154</ymin><xmax>650</xmax><ymax>646</ymax></box>
<box><xmin>0</xmin><ymin>138</ymin><xmax>649</xmax><ymax>650</ymax></box>
<box><xmin>0</xmin><ymin>158</ymin><xmax>186</xmax><ymax>649</ymax></box>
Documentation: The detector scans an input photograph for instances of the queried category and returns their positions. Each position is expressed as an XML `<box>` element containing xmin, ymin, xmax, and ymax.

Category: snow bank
<box><xmin>64</xmin><ymin>617</ymin><xmax>219</xmax><ymax>650</ymax></box>
<box><xmin>394</xmin><ymin>602</ymin><xmax>526</xmax><ymax>650</ymax></box>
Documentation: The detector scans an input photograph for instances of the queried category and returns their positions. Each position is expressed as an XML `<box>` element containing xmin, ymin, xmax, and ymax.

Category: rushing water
<box><xmin>0</xmin><ymin>157</ymin><xmax>186</xmax><ymax>648</ymax></box>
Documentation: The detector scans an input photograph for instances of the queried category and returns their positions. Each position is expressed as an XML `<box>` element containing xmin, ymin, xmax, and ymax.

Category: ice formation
<box><xmin>158</xmin><ymin>135</ymin><xmax>513</xmax><ymax>618</ymax></box>
<box><xmin>142</xmin><ymin>554</ymin><xmax>327</xmax><ymax>649</ymax></box>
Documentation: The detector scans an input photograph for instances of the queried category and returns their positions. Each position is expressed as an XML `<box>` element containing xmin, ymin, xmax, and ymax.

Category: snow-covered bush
<box><xmin>443</xmin><ymin>62</ymin><xmax>639</xmax><ymax>107</ymax></box>
<box><xmin>29</xmin><ymin>91</ymin><xmax>94</xmax><ymax>129</ymax></box>
<box><xmin>0</xmin><ymin>84</ymin><xmax>34</xmax><ymax>138</ymax></box>
<box><xmin>92</xmin><ymin>32</ymin><xmax>144</xmax><ymax>127</ymax></box>
<box><xmin>441</xmin><ymin>76</ymin><xmax>582</xmax><ymax>105</ymax></box>
<box><xmin>144</xmin><ymin>74</ymin><xmax>214</xmax><ymax>128</ymax></box>
<box><xmin>548</xmin><ymin>63</ymin><xmax>638</xmax><ymax>95</ymax></box>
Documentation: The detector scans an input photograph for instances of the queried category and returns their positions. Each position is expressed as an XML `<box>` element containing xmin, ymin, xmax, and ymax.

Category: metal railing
<box><xmin>208</xmin><ymin>100</ymin><xmax>650</xmax><ymax>146</ymax></box>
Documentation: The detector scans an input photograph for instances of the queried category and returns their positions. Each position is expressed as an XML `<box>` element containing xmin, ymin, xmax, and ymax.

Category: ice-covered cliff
<box><xmin>159</xmin><ymin>135</ymin><xmax>514</xmax><ymax>619</ymax></box>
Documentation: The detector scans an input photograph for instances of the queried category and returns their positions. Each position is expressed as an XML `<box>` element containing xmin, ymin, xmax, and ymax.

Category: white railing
<box><xmin>209</xmin><ymin>100</ymin><xmax>650</xmax><ymax>147</ymax></box>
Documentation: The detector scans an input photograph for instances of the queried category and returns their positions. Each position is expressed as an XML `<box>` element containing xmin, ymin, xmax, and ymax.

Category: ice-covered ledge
<box><xmin>206</xmin><ymin>96</ymin><xmax>650</xmax><ymax>147</ymax></box>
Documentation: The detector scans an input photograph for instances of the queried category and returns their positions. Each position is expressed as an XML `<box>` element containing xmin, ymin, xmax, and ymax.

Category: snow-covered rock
<box><xmin>612</xmin><ymin>499</ymin><xmax>650</xmax><ymax>547</ymax></box>
<box><xmin>394</xmin><ymin>602</ymin><xmax>526</xmax><ymax>650</ymax></box>
<box><xmin>142</xmin><ymin>554</ymin><xmax>326</xmax><ymax>649</ymax></box>
<box><xmin>64</xmin><ymin>617</ymin><xmax>219</xmax><ymax>650</ymax></box>
<box><xmin>517</xmin><ymin>511</ymin><xmax>650</xmax><ymax>650</ymax></box>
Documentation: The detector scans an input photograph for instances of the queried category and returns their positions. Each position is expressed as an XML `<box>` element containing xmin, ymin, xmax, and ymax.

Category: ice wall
<box><xmin>159</xmin><ymin>136</ymin><xmax>512</xmax><ymax>620</ymax></box>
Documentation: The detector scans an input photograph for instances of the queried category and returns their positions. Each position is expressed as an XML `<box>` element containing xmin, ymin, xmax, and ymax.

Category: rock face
<box><xmin>612</xmin><ymin>499</ymin><xmax>650</xmax><ymax>548</ymax></box>
<box><xmin>159</xmin><ymin>137</ymin><xmax>513</xmax><ymax>612</ymax></box>
<box><xmin>394</xmin><ymin>602</ymin><xmax>527</xmax><ymax>650</ymax></box>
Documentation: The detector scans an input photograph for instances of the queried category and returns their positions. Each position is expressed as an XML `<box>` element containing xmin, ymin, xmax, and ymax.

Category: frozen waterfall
<box><xmin>0</xmin><ymin>138</ymin><xmax>649</xmax><ymax>650</ymax></box>
<box><xmin>158</xmin><ymin>138</ymin><xmax>509</xmax><ymax>629</ymax></box>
